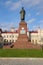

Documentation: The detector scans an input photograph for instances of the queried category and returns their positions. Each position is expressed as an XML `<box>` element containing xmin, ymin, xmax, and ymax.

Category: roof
<box><xmin>2</xmin><ymin>30</ymin><xmax>18</xmax><ymax>34</ymax></box>
<box><xmin>2</xmin><ymin>32</ymin><xmax>18</xmax><ymax>34</ymax></box>
<box><xmin>29</xmin><ymin>31</ymin><xmax>38</xmax><ymax>33</ymax></box>
<box><xmin>2</xmin><ymin>29</ymin><xmax>38</xmax><ymax>34</ymax></box>
<box><xmin>0</xmin><ymin>28</ymin><xmax>2</xmax><ymax>32</ymax></box>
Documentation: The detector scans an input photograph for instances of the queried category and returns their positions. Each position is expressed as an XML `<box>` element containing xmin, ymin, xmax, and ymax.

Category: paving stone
<box><xmin>0</xmin><ymin>58</ymin><xmax>43</xmax><ymax>65</ymax></box>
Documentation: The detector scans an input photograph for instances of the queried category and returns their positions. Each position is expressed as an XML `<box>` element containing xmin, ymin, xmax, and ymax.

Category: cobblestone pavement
<box><xmin>0</xmin><ymin>58</ymin><xmax>43</xmax><ymax>65</ymax></box>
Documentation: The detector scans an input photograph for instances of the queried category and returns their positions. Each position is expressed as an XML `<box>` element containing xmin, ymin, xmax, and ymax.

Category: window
<box><xmin>7</xmin><ymin>40</ymin><xmax>8</xmax><ymax>42</ymax></box>
<box><xmin>41</xmin><ymin>37</ymin><xmax>43</xmax><ymax>42</ymax></box>
<box><xmin>32</xmin><ymin>40</ymin><xmax>34</xmax><ymax>43</ymax></box>
<box><xmin>10</xmin><ymin>40</ymin><xmax>11</xmax><ymax>42</ymax></box>
<box><xmin>15</xmin><ymin>36</ymin><xmax>17</xmax><ymax>38</ymax></box>
<box><xmin>7</xmin><ymin>35</ymin><xmax>8</xmax><ymax>38</ymax></box>
<box><xmin>12</xmin><ymin>40</ymin><xmax>14</xmax><ymax>42</ymax></box>
<box><xmin>4</xmin><ymin>35</ymin><xmax>5</xmax><ymax>38</ymax></box>
<box><xmin>12</xmin><ymin>36</ymin><xmax>14</xmax><ymax>38</ymax></box>
<box><xmin>10</xmin><ymin>36</ymin><xmax>11</xmax><ymax>38</ymax></box>
<box><xmin>4</xmin><ymin>39</ymin><xmax>6</xmax><ymax>42</ymax></box>
<box><xmin>35</xmin><ymin>40</ymin><xmax>37</xmax><ymax>45</ymax></box>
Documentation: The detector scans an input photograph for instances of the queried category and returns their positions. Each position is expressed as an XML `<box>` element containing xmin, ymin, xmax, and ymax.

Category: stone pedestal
<box><xmin>13</xmin><ymin>21</ymin><xmax>41</xmax><ymax>49</ymax></box>
<box><xmin>18</xmin><ymin>21</ymin><xmax>28</xmax><ymax>42</ymax></box>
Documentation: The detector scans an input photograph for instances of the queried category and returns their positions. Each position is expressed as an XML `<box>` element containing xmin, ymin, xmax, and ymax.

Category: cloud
<box><xmin>28</xmin><ymin>13</ymin><xmax>31</xmax><ymax>18</ymax></box>
<box><xmin>0</xmin><ymin>18</ymin><xmax>36</xmax><ymax>31</ymax></box>
<box><xmin>21</xmin><ymin>0</ymin><xmax>41</xmax><ymax>7</ymax></box>
<box><xmin>9</xmin><ymin>1</ymin><xmax>21</xmax><ymax>10</ymax></box>
<box><xmin>40</xmin><ymin>20</ymin><xmax>43</xmax><ymax>28</ymax></box>
<box><xmin>4</xmin><ymin>0</ymin><xmax>21</xmax><ymax>10</ymax></box>
<box><xmin>21</xmin><ymin>0</ymin><xmax>43</xmax><ymax>14</ymax></box>
<box><xmin>30</xmin><ymin>19</ymin><xmax>43</xmax><ymax>30</ymax></box>
<box><xmin>27</xmin><ymin>18</ymin><xmax>36</xmax><ymax>24</ymax></box>
<box><xmin>33</xmin><ymin>20</ymin><xmax>43</xmax><ymax>29</ymax></box>
<box><xmin>36</xmin><ymin>12</ymin><xmax>40</xmax><ymax>16</ymax></box>
<box><xmin>0</xmin><ymin>0</ymin><xmax>43</xmax><ymax>13</ymax></box>
<box><xmin>5</xmin><ymin>0</ymin><xmax>12</xmax><ymax>7</ymax></box>
<box><xmin>33</xmin><ymin>25</ymin><xmax>39</xmax><ymax>30</ymax></box>
<box><xmin>34</xmin><ymin>19</ymin><xmax>43</xmax><ymax>29</ymax></box>
<box><xmin>40</xmin><ymin>20</ymin><xmax>43</xmax><ymax>23</ymax></box>
<box><xmin>0</xmin><ymin>21</ymin><xmax>16</xmax><ymax>31</ymax></box>
<box><xmin>0</xmin><ymin>0</ymin><xmax>21</xmax><ymax>10</ymax></box>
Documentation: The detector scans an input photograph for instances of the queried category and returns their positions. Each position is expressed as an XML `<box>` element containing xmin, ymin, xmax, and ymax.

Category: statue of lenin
<box><xmin>20</xmin><ymin>7</ymin><xmax>26</xmax><ymax>21</ymax></box>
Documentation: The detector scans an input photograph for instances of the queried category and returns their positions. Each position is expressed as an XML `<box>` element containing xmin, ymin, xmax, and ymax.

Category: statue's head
<box><xmin>22</xmin><ymin>7</ymin><xmax>24</xmax><ymax>10</ymax></box>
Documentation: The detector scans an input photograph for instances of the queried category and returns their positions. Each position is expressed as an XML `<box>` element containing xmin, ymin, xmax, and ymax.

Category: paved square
<box><xmin>0</xmin><ymin>58</ymin><xmax>43</xmax><ymax>65</ymax></box>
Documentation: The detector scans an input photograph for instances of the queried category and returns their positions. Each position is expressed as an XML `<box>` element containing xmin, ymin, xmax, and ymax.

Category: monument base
<box><xmin>13</xmin><ymin>37</ymin><xmax>41</xmax><ymax>49</ymax></box>
<box><xmin>12</xmin><ymin>21</ymin><xmax>41</xmax><ymax>49</ymax></box>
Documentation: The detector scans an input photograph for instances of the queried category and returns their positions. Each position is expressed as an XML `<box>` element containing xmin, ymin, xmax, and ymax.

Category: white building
<box><xmin>0</xmin><ymin>28</ymin><xmax>43</xmax><ymax>45</ymax></box>
<box><xmin>2</xmin><ymin>32</ymin><xmax>18</xmax><ymax>43</ymax></box>
<box><xmin>30</xmin><ymin>29</ymin><xmax>43</xmax><ymax>45</ymax></box>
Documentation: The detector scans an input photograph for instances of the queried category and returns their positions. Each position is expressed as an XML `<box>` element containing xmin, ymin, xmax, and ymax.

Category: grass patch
<box><xmin>0</xmin><ymin>49</ymin><xmax>43</xmax><ymax>57</ymax></box>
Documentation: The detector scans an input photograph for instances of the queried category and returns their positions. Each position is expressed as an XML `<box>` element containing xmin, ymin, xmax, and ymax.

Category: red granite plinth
<box><xmin>13</xmin><ymin>21</ymin><xmax>41</xmax><ymax>49</ymax></box>
<box><xmin>13</xmin><ymin>34</ymin><xmax>41</xmax><ymax>49</ymax></box>
<box><xmin>13</xmin><ymin>42</ymin><xmax>41</xmax><ymax>49</ymax></box>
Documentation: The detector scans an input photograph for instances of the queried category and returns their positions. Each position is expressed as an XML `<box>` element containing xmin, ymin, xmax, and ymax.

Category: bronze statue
<box><xmin>20</xmin><ymin>7</ymin><xmax>26</xmax><ymax>21</ymax></box>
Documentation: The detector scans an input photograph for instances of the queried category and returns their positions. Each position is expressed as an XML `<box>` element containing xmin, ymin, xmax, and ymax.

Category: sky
<box><xmin>0</xmin><ymin>0</ymin><xmax>43</xmax><ymax>31</ymax></box>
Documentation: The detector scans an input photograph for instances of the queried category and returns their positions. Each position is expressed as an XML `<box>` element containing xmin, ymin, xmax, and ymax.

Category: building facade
<box><xmin>0</xmin><ymin>28</ymin><xmax>43</xmax><ymax>45</ymax></box>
